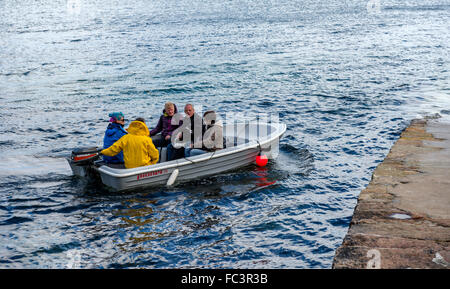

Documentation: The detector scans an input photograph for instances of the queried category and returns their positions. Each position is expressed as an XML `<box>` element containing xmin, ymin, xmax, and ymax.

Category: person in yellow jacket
<box><xmin>101</xmin><ymin>119</ymin><xmax>159</xmax><ymax>169</ymax></box>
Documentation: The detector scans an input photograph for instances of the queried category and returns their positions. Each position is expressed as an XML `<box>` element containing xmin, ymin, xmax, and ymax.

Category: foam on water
<box><xmin>0</xmin><ymin>156</ymin><xmax>72</xmax><ymax>177</ymax></box>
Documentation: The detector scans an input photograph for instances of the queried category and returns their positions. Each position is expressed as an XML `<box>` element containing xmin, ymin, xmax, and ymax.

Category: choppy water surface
<box><xmin>0</xmin><ymin>0</ymin><xmax>449</xmax><ymax>268</ymax></box>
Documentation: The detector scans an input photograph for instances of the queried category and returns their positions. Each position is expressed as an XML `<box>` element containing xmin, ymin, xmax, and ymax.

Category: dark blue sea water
<box><xmin>0</xmin><ymin>0</ymin><xmax>449</xmax><ymax>268</ymax></box>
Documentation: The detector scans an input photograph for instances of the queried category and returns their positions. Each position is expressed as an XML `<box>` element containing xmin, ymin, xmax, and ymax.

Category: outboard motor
<box><xmin>68</xmin><ymin>147</ymin><xmax>102</xmax><ymax>178</ymax></box>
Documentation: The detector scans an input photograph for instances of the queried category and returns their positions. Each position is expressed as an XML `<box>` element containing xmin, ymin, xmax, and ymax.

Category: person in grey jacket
<box><xmin>185</xmin><ymin>110</ymin><xmax>223</xmax><ymax>157</ymax></box>
<box><xmin>167</xmin><ymin>103</ymin><xmax>204</xmax><ymax>160</ymax></box>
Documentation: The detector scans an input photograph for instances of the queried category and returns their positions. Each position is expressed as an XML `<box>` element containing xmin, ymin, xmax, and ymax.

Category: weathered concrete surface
<box><xmin>333</xmin><ymin>119</ymin><xmax>450</xmax><ymax>269</ymax></box>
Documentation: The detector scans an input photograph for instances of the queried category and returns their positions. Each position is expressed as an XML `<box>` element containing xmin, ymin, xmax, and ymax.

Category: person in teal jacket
<box><xmin>103</xmin><ymin>112</ymin><xmax>127</xmax><ymax>164</ymax></box>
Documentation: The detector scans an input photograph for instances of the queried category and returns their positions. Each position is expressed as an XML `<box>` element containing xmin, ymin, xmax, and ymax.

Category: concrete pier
<box><xmin>333</xmin><ymin>119</ymin><xmax>450</xmax><ymax>269</ymax></box>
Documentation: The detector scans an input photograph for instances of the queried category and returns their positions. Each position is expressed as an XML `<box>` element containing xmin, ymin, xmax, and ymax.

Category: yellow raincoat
<box><xmin>101</xmin><ymin>120</ymin><xmax>159</xmax><ymax>169</ymax></box>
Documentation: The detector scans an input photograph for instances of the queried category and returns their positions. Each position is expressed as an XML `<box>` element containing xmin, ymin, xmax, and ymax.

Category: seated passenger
<box><xmin>101</xmin><ymin>119</ymin><xmax>159</xmax><ymax>169</ymax></box>
<box><xmin>167</xmin><ymin>103</ymin><xmax>204</xmax><ymax>161</ymax></box>
<box><xmin>185</xmin><ymin>111</ymin><xmax>223</xmax><ymax>157</ymax></box>
<box><xmin>149</xmin><ymin>102</ymin><xmax>180</xmax><ymax>147</ymax></box>
<box><xmin>103</xmin><ymin>112</ymin><xmax>127</xmax><ymax>164</ymax></box>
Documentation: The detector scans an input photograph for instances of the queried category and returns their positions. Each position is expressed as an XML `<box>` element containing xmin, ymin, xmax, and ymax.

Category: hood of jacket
<box><xmin>127</xmin><ymin>121</ymin><xmax>150</xmax><ymax>136</ymax></box>
<box><xmin>205</xmin><ymin>118</ymin><xmax>223</xmax><ymax>127</ymax></box>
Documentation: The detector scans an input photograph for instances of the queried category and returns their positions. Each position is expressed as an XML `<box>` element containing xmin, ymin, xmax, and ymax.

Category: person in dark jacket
<box><xmin>103</xmin><ymin>112</ymin><xmax>127</xmax><ymax>164</ymax></box>
<box><xmin>150</xmin><ymin>102</ymin><xmax>181</xmax><ymax>147</ymax></box>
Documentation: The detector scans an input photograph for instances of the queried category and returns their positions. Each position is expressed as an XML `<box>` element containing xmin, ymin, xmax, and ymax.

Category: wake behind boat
<box><xmin>68</xmin><ymin>122</ymin><xmax>286</xmax><ymax>191</ymax></box>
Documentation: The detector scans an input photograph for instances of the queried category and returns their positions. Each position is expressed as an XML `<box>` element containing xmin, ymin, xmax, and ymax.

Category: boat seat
<box><xmin>158</xmin><ymin>147</ymin><xmax>168</xmax><ymax>163</ymax></box>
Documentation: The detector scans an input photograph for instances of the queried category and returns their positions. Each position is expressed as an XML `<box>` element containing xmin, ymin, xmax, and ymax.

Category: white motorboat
<box><xmin>68</xmin><ymin>122</ymin><xmax>286</xmax><ymax>191</ymax></box>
